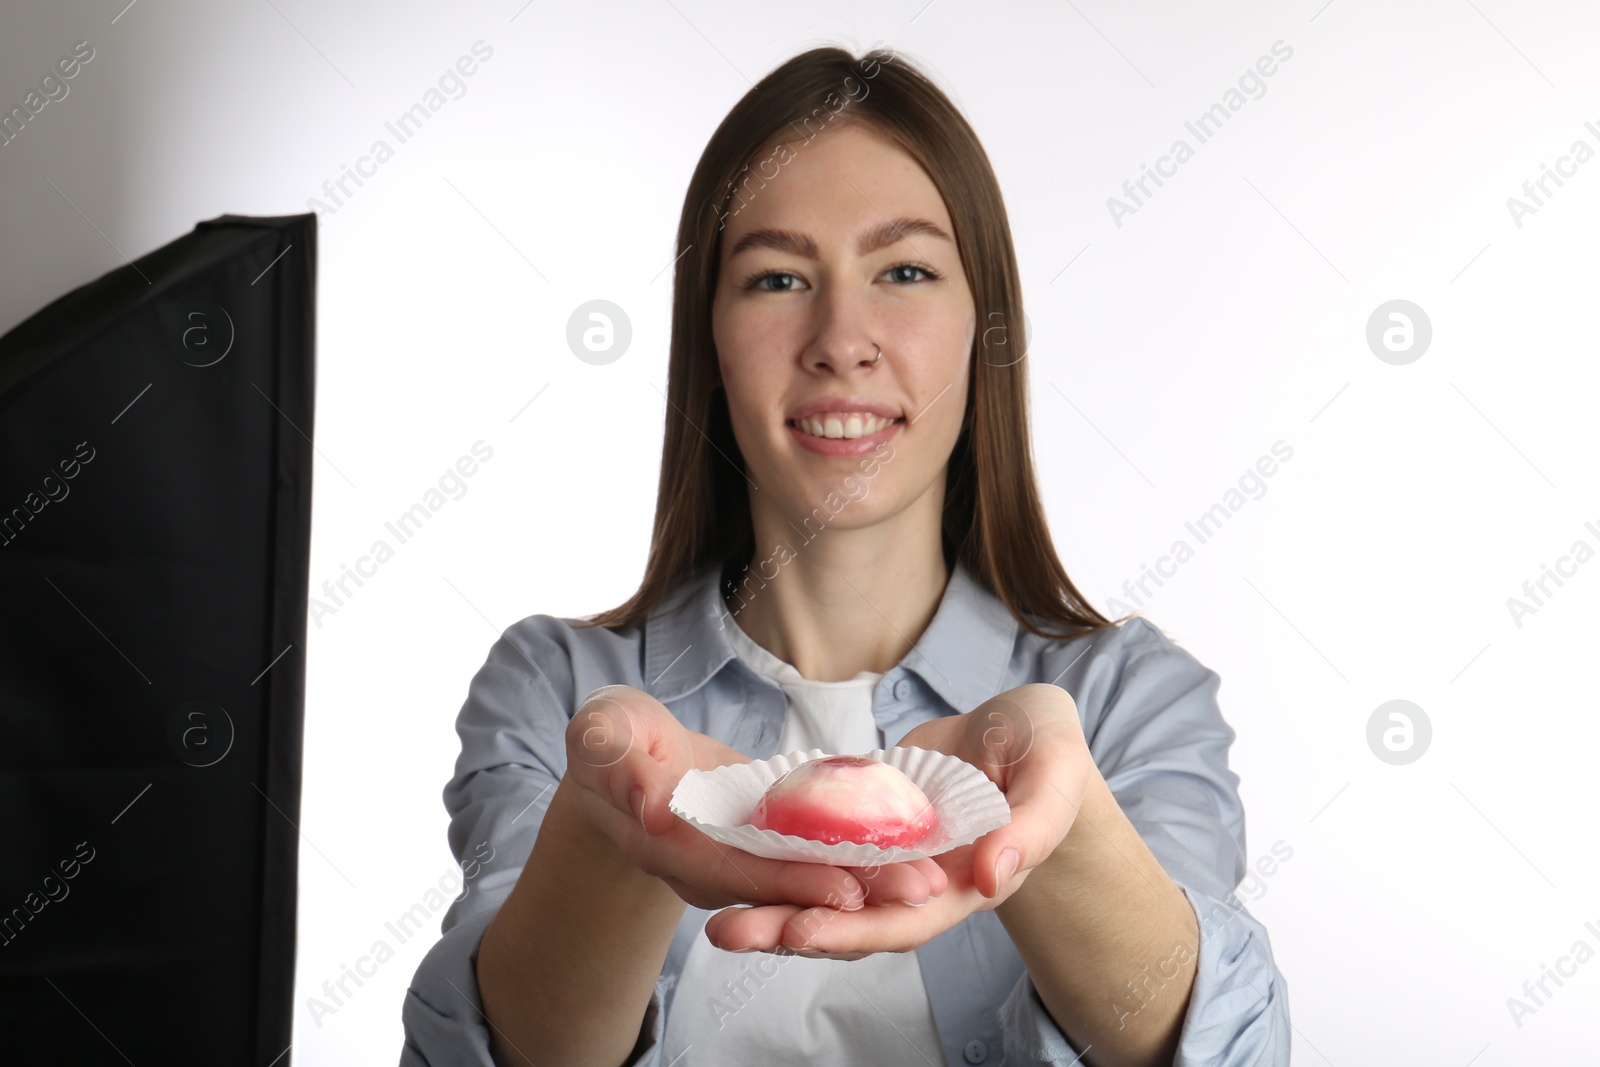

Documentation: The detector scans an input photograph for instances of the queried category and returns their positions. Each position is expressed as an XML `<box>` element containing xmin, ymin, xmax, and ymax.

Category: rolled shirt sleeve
<box><xmin>997</xmin><ymin>616</ymin><xmax>1290</xmax><ymax>1066</ymax></box>
<box><xmin>399</xmin><ymin>907</ymin><xmax>500</xmax><ymax>1066</ymax></box>
<box><xmin>400</xmin><ymin>616</ymin><xmax>666</xmax><ymax>1066</ymax></box>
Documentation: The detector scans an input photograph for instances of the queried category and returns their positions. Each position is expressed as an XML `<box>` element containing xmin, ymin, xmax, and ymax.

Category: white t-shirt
<box><xmin>659</xmin><ymin>618</ymin><xmax>950</xmax><ymax>1066</ymax></box>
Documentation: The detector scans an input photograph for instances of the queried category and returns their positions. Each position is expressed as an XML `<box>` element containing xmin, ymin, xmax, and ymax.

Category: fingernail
<box><xmin>630</xmin><ymin>785</ymin><xmax>646</xmax><ymax>824</ymax></box>
<box><xmin>995</xmin><ymin>848</ymin><xmax>1020</xmax><ymax>888</ymax></box>
<box><xmin>891</xmin><ymin>898</ymin><xmax>928</xmax><ymax>907</ymax></box>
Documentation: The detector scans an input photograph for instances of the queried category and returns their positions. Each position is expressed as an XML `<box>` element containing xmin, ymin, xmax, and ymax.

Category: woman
<box><xmin>402</xmin><ymin>45</ymin><xmax>1289</xmax><ymax>1067</ymax></box>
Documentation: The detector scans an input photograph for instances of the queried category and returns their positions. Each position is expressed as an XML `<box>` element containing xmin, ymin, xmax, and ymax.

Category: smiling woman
<box><xmin>401</xmin><ymin>43</ymin><xmax>1289</xmax><ymax>1067</ymax></box>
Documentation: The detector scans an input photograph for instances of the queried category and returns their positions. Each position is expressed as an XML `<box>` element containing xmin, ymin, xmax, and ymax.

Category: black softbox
<box><xmin>0</xmin><ymin>213</ymin><xmax>316</xmax><ymax>1065</ymax></box>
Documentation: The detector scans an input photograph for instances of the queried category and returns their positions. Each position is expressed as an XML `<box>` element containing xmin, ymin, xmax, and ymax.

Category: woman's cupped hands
<box><xmin>564</xmin><ymin>683</ymin><xmax>1089</xmax><ymax>961</ymax></box>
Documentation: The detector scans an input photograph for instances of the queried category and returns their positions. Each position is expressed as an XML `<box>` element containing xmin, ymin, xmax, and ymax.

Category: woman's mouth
<box><xmin>786</xmin><ymin>414</ymin><xmax>904</xmax><ymax>456</ymax></box>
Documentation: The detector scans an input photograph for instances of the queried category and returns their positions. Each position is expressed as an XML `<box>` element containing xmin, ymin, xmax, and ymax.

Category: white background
<box><xmin>3</xmin><ymin>1</ymin><xmax>1598</xmax><ymax>1063</ymax></box>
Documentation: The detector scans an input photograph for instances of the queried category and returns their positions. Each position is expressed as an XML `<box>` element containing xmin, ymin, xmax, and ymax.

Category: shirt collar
<box><xmin>643</xmin><ymin>558</ymin><xmax>1019</xmax><ymax>715</ymax></box>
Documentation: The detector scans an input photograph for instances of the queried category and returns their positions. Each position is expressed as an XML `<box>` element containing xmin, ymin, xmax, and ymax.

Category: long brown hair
<box><xmin>576</xmin><ymin>44</ymin><xmax>1114</xmax><ymax>642</ymax></box>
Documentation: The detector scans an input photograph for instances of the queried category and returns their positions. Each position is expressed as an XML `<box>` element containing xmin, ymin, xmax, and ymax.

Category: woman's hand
<box><xmin>563</xmin><ymin>684</ymin><xmax>948</xmax><ymax>915</ymax></box>
<box><xmin>702</xmin><ymin>683</ymin><xmax>1091</xmax><ymax>959</ymax></box>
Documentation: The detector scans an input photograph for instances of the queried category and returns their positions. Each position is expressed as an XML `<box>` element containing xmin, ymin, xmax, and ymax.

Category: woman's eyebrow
<box><xmin>727</xmin><ymin>216</ymin><xmax>953</xmax><ymax>260</ymax></box>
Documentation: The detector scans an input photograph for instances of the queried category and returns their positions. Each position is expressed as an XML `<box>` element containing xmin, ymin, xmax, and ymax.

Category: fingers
<box><xmin>844</xmin><ymin>857</ymin><xmax>944</xmax><ymax>906</ymax></box>
<box><xmin>781</xmin><ymin>902</ymin><xmax>939</xmax><ymax>955</ymax></box>
<box><xmin>566</xmin><ymin>686</ymin><xmax>759</xmax><ymax>837</ymax></box>
<box><xmin>961</xmin><ymin>688</ymin><xmax>1041</xmax><ymax>779</ymax></box>
<box><xmin>949</xmin><ymin>685</ymin><xmax>1088</xmax><ymax>898</ymax></box>
<box><xmin>969</xmin><ymin>738</ymin><xmax>1089</xmax><ymax>898</ymax></box>
<box><xmin>678</xmin><ymin>835</ymin><xmax>868</xmax><ymax>910</ymax></box>
<box><xmin>967</xmin><ymin>817</ymin><xmax>1056</xmax><ymax>900</ymax></box>
<box><xmin>704</xmin><ymin>857</ymin><xmax>958</xmax><ymax>953</ymax></box>
<box><xmin>565</xmin><ymin>686</ymin><xmax>682</xmax><ymax>835</ymax></box>
<box><xmin>705</xmin><ymin>898</ymin><xmax>948</xmax><ymax>957</ymax></box>
<box><xmin>910</xmin><ymin>856</ymin><xmax>949</xmax><ymax>897</ymax></box>
<box><xmin>659</xmin><ymin>874</ymin><xmax>769</xmax><ymax>914</ymax></box>
<box><xmin>703</xmin><ymin>903</ymin><xmax>805</xmax><ymax>952</ymax></box>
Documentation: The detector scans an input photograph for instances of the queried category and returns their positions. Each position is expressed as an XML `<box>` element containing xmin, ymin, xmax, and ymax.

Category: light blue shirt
<box><xmin>399</xmin><ymin>559</ymin><xmax>1291</xmax><ymax>1066</ymax></box>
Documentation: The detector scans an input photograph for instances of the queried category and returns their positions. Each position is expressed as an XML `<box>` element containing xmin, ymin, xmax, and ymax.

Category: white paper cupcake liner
<box><xmin>668</xmin><ymin>746</ymin><xmax>1011</xmax><ymax>865</ymax></box>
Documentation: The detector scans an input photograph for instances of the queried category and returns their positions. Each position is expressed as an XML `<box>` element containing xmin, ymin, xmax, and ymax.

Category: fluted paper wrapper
<box><xmin>668</xmin><ymin>746</ymin><xmax>1011</xmax><ymax>865</ymax></box>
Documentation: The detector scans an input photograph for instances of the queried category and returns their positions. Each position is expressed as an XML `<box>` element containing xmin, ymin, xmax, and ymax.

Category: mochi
<box><xmin>750</xmin><ymin>754</ymin><xmax>938</xmax><ymax>848</ymax></box>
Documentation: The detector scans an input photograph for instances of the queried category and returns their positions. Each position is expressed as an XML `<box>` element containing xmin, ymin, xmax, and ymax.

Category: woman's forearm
<box><xmin>476</xmin><ymin>774</ymin><xmax>687</xmax><ymax>1067</ymax></box>
<box><xmin>995</xmin><ymin>766</ymin><xmax>1199</xmax><ymax>1067</ymax></box>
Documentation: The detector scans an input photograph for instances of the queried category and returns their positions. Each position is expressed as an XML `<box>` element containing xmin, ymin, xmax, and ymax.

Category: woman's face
<box><xmin>711</xmin><ymin>120</ymin><xmax>976</xmax><ymax>533</ymax></box>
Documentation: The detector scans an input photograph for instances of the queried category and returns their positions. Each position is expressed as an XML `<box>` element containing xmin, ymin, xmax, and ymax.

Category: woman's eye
<box><xmin>748</xmin><ymin>271</ymin><xmax>806</xmax><ymax>292</ymax></box>
<box><xmin>886</xmin><ymin>263</ymin><xmax>939</xmax><ymax>283</ymax></box>
<box><xmin>743</xmin><ymin>263</ymin><xmax>940</xmax><ymax>291</ymax></box>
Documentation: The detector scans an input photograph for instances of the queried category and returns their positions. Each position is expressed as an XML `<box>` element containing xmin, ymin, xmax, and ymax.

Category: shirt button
<box><xmin>893</xmin><ymin>678</ymin><xmax>912</xmax><ymax>701</ymax></box>
<box><xmin>964</xmin><ymin>1039</ymin><xmax>988</xmax><ymax>1063</ymax></box>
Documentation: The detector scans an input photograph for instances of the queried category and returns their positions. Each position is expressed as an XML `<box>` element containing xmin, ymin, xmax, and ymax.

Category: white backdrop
<box><xmin>3</xmin><ymin>1</ymin><xmax>1597</xmax><ymax>1063</ymax></box>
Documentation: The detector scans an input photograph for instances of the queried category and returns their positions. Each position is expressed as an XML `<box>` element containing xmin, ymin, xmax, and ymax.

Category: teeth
<box><xmin>794</xmin><ymin>413</ymin><xmax>896</xmax><ymax>439</ymax></box>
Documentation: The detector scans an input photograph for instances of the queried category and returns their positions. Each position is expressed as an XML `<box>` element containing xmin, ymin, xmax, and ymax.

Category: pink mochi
<box><xmin>751</xmin><ymin>754</ymin><xmax>938</xmax><ymax>848</ymax></box>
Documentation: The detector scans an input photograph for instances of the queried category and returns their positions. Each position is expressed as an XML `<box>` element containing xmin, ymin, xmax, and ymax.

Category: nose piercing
<box><xmin>870</xmin><ymin>343</ymin><xmax>883</xmax><ymax>365</ymax></box>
